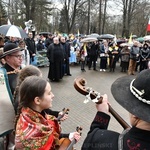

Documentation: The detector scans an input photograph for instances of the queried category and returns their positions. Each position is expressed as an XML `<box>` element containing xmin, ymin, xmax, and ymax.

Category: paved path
<box><xmin>40</xmin><ymin>62</ymin><xmax>132</xmax><ymax>149</ymax></box>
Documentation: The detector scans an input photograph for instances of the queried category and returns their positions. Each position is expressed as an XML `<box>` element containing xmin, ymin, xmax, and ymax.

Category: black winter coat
<box><xmin>82</xmin><ymin>112</ymin><xmax>150</xmax><ymax>150</ymax></box>
<box><xmin>3</xmin><ymin>63</ymin><xmax>18</xmax><ymax>95</ymax></box>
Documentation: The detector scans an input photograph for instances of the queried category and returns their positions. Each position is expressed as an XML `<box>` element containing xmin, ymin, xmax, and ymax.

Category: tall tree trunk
<box><xmin>126</xmin><ymin>0</ymin><xmax>134</xmax><ymax>37</ymax></box>
<box><xmin>87</xmin><ymin>0</ymin><xmax>90</xmax><ymax>34</ymax></box>
<box><xmin>22</xmin><ymin>0</ymin><xmax>31</xmax><ymax>20</ymax></box>
<box><xmin>30</xmin><ymin>0</ymin><xmax>36</xmax><ymax>21</ymax></box>
<box><xmin>122</xmin><ymin>0</ymin><xmax>128</xmax><ymax>37</ymax></box>
<box><xmin>68</xmin><ymin>0</ymin><xmax>77</xmax><ymax>33</ymax></box>
<box><xmin>126</xmin><ymin>0</ymin><xmax>131</xmax><ymax>37</ymax></box>
<box><xmin>102</xmin><ymin>0</ymin><xmax>107</xmax><ymax>34</ymax></box>
<box><xmin>98</xmin><ymin>0</ymin><xmax>102</xmax><ymax>34</ymax></box>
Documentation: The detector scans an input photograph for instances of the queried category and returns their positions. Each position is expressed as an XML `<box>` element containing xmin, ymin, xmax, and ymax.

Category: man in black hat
<box><xmin>81</xmin><ymin>69</ymin><xmax>150</xmax><ymax>149</ymax></box>
<box><xmin>0</xmin><ymin>43</ymin><xmax>24</xmax><ymax>149</ymax></box>
<box><xmin>0</xmin><ymin>43</ymin><xmax>24</xmax><ymax>95</ymax></box>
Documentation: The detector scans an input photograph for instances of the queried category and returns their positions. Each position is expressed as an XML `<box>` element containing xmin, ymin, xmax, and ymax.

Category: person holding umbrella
<box><xmin>0</xmin><ymin>24</ymin><xmax>28</xmax><ymax>39</ymax></box>
<box><xmin>6</xmin><ymin>36</ymin><xmax>18</xmax><ymax>45</ymax></box>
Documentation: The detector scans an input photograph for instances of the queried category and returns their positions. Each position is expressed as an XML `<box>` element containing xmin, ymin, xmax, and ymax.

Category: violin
<box><xmin>57</xmin><ymin>108</ymin><xmax>69</xmax><ymax>122</ymax></box>
<box><xmin>74</xmin><ymin>77</ymin><xmax>130</xmax><ymax>129</ymax></box>
<box><xmin>59</xmin><ymin>126</ymin><xmax>82</xmax><ymax>150</ymax></box>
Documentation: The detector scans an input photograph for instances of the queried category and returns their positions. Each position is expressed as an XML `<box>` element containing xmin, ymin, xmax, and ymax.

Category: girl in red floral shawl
<box><xmin>14</xmin><ymin>76</ymin><xmax>80</xmax><ymax>150</ymax></box>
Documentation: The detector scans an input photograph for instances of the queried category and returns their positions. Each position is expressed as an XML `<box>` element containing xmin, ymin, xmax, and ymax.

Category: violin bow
<box><xmin>74</xmin><ymin>77</ymin><xmax>130</xmax><ymax>129</ymax></box>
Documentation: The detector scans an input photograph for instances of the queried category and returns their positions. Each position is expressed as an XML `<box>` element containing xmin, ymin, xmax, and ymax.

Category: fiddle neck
<box><xmin>66</xmin><ymin>139</ymin><xmax>76</xmax><ymax>150</ymax></box>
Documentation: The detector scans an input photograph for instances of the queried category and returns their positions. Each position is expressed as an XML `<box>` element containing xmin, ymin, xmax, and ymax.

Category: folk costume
<box><xmin>80</xmin><ymin>43</ymin><xmax>89</xmax><ymax>71</ymax></box>
<box><xmin>0</xmin><ymin>43</ymin><xmax>23</xmax><ymax>149</ymax></box>
<box><xmin>3</xmin><ymin>63</ymin><xmax>20</xmax><ymax>95</ymax></box>
<box><xmin>108</xmin><ymin>45</ymin><xmax>119</xmax><ymax>72</ymax></box>
<box><xmin>0</xmin><ymin>43</ymin><xmax>23</xmax><ymax>110</ymax></box>
<box><xmin>15</xmin><ymin>107</ymin><xmax>60</xmax><ymax>150</ymax></box>
<box><xmin>82</xmin><ymin>69</ymin><xmax>150</xmax><ymax>150</ymax></box>
<box><xmin>3</xmin><ymin>62</ymin><xmax>23</xmax><ymax>115</ymax></box>
<box><xmin>82</xmin><ymin>111</ymin><xmax>150</xmax><ymax>150</ymax></box>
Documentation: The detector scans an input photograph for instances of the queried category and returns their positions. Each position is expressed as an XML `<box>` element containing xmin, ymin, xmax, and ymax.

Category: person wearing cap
<box><xmin>81</xmin><ymin>69</ymin><xmax>150</xmax><ymax>149</ymax></box>
<box><xmin>0</xmin><ymin>43</ymin><xmax>24</xmax><ymax>96</ymax></box>
<box><xmin>0</xmin><ymin>43</ymin><xmax>24</xmax><ymax>150</ymax></box>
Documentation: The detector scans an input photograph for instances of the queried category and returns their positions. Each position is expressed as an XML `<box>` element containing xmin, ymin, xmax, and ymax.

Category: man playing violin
<box><xmin>81</xmin><ymin>69</ymin><xmax>150</xmax><ymax>149</ymax></box>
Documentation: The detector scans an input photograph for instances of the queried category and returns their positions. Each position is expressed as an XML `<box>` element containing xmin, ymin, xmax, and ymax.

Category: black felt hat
<box><xmin>0</xmin><ymin>43</ymin><xmax>23</xmax><ymax>58</ymax></box>
<box><xmin>111</xmin><ymin>69</ymin><xmax>150</xmax><ymax>123</ymax></box>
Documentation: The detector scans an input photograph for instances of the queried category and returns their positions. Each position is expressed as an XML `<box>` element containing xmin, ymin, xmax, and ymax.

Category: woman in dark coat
<box><xmin>36</xmin><ymin>39</ymin><xmax>45</xmax><ymax>51</ymax></box>
<box><xmin>120</xmin><ymin>45</ymin><xmax>130</xmax><ymax>72</ymax></box>
<box><xmin>88</xmin><ymin>41</ymin><xmax>99</xmax><ymax>70</ymax></box>
<box><xmin>139</xmin><ymin>43</ymin><xmax>150</xmax><ymax>72</ymax></box>
<box><xmin>47</xmin><ymin>37</ymin><xmax>65</xmax><ymax>81</ymax></box>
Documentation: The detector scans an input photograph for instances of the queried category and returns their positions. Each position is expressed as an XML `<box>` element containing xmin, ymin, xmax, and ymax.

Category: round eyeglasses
<box><xmin>10</xmin><ymin>54</ymin><xmax>24</xmax><ymax>59</ymax></box>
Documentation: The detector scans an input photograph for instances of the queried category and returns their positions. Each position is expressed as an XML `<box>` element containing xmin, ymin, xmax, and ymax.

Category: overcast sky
<box><xmin>107</xmin><ymin>1</ymin><xmax>122</xmax><ymax>16</ymax></box>
<box><xmin>52</xmin><ymin>0</ymin><xmax>122</xmax><ymax>16</ymax></box>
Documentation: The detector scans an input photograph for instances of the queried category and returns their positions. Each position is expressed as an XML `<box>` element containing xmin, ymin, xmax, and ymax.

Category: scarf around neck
<box><xmin>15</xmin><ymin>107</ymin><xmax>60</xmax><ymax>150</ymax></box>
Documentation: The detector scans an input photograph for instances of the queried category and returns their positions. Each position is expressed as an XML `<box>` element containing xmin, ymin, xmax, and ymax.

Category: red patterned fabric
<box><xmin>15</xmin><ymin>107</ymin><xmax>60</xmax><ymax>150</ymax></box>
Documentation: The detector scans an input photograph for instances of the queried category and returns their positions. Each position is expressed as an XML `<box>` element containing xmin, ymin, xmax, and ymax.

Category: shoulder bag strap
<box><xmin>118</xmin><ymin>128</ymin><xmax>130</xmax><ymax>150</ymax></box>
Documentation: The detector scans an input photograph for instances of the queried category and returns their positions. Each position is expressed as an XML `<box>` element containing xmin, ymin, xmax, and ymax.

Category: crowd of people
<box><xmin>76</xmin><ymin>38</ymin><xmax>150</xmax><ymax>74</ymax></box>
<box><xmin>0</xmin><ymin>31</ymin><xmax>150</xmax><ymax>149</ymax></box>
<box><xmin>31</xmin><ymin>32</ymin><xmax>150</xmax><ymax>75</ymax></box>
<box><xmin>1</xmin><ymin>32</ymin><xmax>150</xmax><ymax>77</ymax></box>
